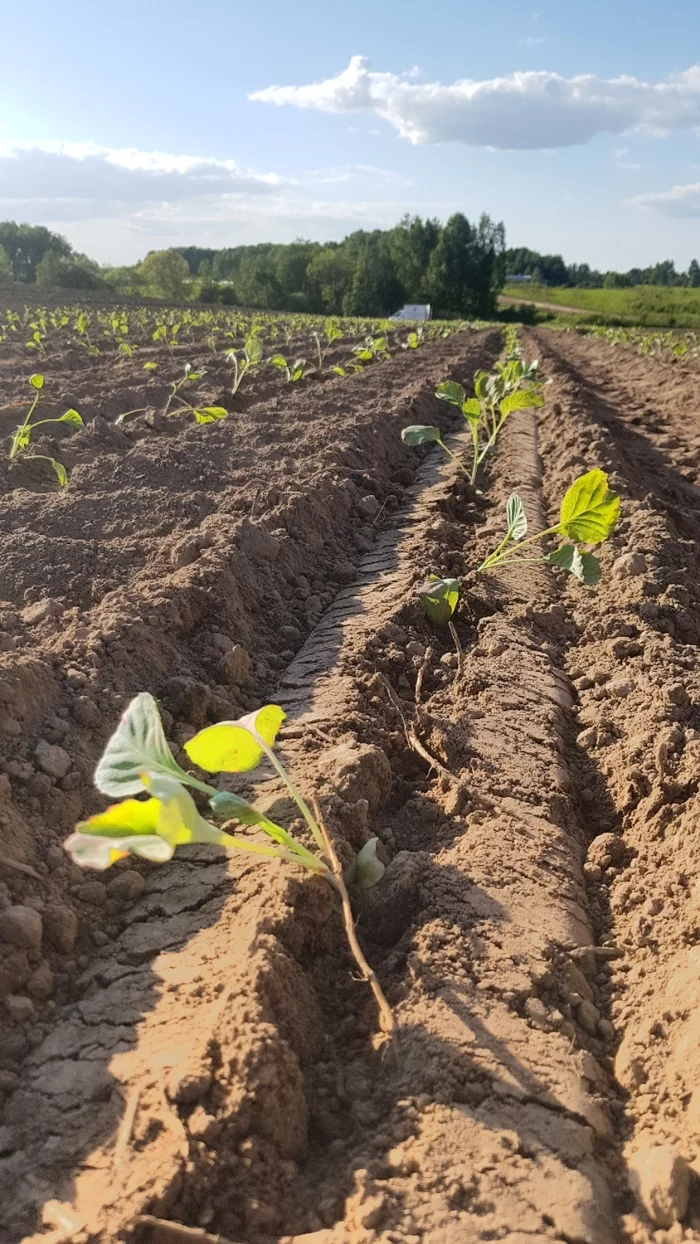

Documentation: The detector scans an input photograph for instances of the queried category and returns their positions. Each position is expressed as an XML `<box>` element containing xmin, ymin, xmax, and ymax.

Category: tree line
<box><xmin>2</xmin><ymin>219</ymin><xmax>700</xmax><ymax>317</ymax></box>
<box><xmin>505</xmin><ymin>246</ymin><xmax>700</xmax><ymax>289</ymax></box>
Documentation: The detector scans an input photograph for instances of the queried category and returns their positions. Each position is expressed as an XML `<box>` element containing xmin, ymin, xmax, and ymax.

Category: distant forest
<box><xmin>1</xmin><ymin>218</ymin><xmax>699</xmax><ymax>317</ymax></box>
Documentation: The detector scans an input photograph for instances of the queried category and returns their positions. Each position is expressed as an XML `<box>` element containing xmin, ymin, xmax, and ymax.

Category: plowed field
<box><xmin>1</xmin><ymin>319</ymin><xmax>699</xmax><ymax>1244</ymax></box>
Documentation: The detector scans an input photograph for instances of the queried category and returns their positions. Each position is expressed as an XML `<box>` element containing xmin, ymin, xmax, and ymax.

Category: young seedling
<box><xmin>416</xmin><ymin>575</ymin><xmax>463</xmax><ymax>669</ymax></box>
<box><xmin>401</xmin><ymin>328</ymin><xmax>423</xmax><ymax>350</ymax></box>
<box><xmin>267</xmin><ymin>354</ymin><xmax>306</xmax><ymax>383</ymax></box>
<box><xmin>477</xmin><ymin>469</ymin><xmax>620</xmax><ymax>584</ymax></box>
<box><xmin>401</xmin><ymin>424</ymin><xmax>471</xmax><ymax>480</ymax></box>
<box><xmin>436</xmin><ymin>377</ymin><xmax>543</xmax><ymax>482</ymax></box>
<box><xmin>313</xmin><ymin>321</ymin><xmax>343</xmax><ymax>372</ymax></box>
<box><xmin>8</xmin><ymin>374</ymin><xmax>82</xmax><ymax>486</ymax></box>
<box><xmin>64</xmin><ymin>694</ymin><xmax>394</xmax><ymax>1037</ymax></box>
<box><xmin>228</xmin><ymin>335</ymin><xmax>264</xmax><ymax>395</ymax></box>
<box><xmin>161</xmin><ymin>363</ymin><xmax>228</xmax><ymax>425</ymax></box>
<box><xmin>353</xmin><ymin>335</ymin><xmax>390</xmax><ymax>363</ymax></box>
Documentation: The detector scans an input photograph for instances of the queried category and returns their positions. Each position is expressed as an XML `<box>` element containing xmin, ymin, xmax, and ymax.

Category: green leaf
<box><xmin>246</xmin><ymin>336</ymin><xmax>264</xmax><ymax>364</ymax></box>
<box><xmin>143</xmin><ymin>361</ymin><xmax>158</xmax><ymax>370</ymax></box>
<box><xmin>416</xmin><ymin>575</ymin><xmax>459</xmax><ymax>625</ymax></box>
<box><xmin>546</xmin><ymin>544</ymin><xmax>601</xmax><ymax>586</ymax></box>
<box><xmin>498</xmin><ymin>390</ymin><xmax>544</xmax><ymax>418</ymax></box>
<box><xmin>29</xmin><ymin>373</ymin><xmax>44</xmax><ymax>390</ymax></box>
<box><xmin>354</xmin><ymin>838</ymin><xmax>385</xmax><ymax>889</ymax></box>
<box><xmin>473</xmin><ymin>370</ymin><xmax>490</xmax><ymax>399</ymax></box>
<box><xmin>558</xmin><ymin>470</ymin><xmax>620</xmax><ymax>544</ymax></box>
<box><xmin>49</xmin><ymin>458</ymin><xmax>67</xmax><ymax>487</ymax></box>
<box><xmin>58</xmin><ymin>409</ymin><xmax>83</xmax><ymax>426</ymax></box>
<box><xmin>209</xmin><ymin>790</ymin><xmax>268</xmax><ymax>825</ymax></box>
<box><xmin>331</xmin><ymin>366</ymin><xmax>347</xmax><ymax>376</ymax></box>
<box><xmin>94</xmin><ymin>692</ymin><xmax>192</xmax><ymax>798</ymax></box>
<box><xmin>193</xmin><ymin>406</ymin><xmax>229</xmax><ymax>424</ymax></box>
<box><xmin>436</xmin><ymin>380</ymin><xmax>466</xmax><ymax>408</ymax></box>
<box><xmin>12</xmin><ymin>426</ymin><xmax>32</xmax><ymax>453</ymax></box>
<box><xmin>505</xmin><ymin>493</ymin><xmax>528</xmax><ymax>541</ymax></box>
<box><xmin>268</xmin><ymin>354</ymin><xmax>288</xmax><ymax>370</ymax></box>
<box><xmin>462</xmin><ymin>397</ymin><xmax>481</xmax><ymax>424</ymax></box>
<box><xmin>401</xmin><ymin>424</ymin><xmax>441</xmax><ymax>446</ymax></box>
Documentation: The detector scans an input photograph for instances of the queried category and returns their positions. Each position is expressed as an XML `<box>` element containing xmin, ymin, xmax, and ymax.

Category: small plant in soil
<box><xmin>64</xmin><ymin>694</ymin><xmax>395</xmax><ymax>1037</ymax></box>
<box><xmin>118</xmin><ymin>363</ymin><xmax>229</xmax><ymax>427</ymax></box>
<box><xmin>417</xmin><ymin>574</ymin><xmax>463</xmax><ymax>667</ymax></box>
<box><xmin>435</xmin><ymin>375</ymin><xmax>543</xmax><ymax>482</ymax></box>
<box><xmin>313</xmin><ymin>320</ymin><xmax>343</xmax><ymax>371</ymax></box>
<box><xmin>228</xmin><ymin>335</ymin><xmax>264</xmax><ymax>395</ymax></box>
<box><xmin>401</xmin><ymin>423</ymin><xmax>473</xmax><ymax>479</ymax></box>
<box><xmin>477</xmin><ymin>469</ymin><xmax>620</xmax><ymax>584</ymax></box>
<box><xmin>8</xmin><ymin>373</ymin><xmax>83</xmax><ymax>485</ymax></box>
<box><xmin>267</xmin><ymin>354</ymin><xmax>307</xmax><ymax>383</ymax></box>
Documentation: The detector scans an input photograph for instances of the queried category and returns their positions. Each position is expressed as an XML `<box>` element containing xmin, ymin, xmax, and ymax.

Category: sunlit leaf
<box><xmin>58</xmin><ymin>409</ymin><xmax>83</xmax><ymax>426</ymax></box>
<box><xmin>29</xmin><ymin>373</ymin><xmax>44</xmax><ymax>390</ymax></box>
<box><xmin>246</xmin><ymin>336</ymin><xmax>264</xmax><ymax>364</ymax></box>
<box><xmin>185</xmin><ymin>705</ymin><xmax>286</xmax><ymax>774</ymax></box>
<box><xmin>462</xmin><ymin>397</ymin><xmax>481</xmax><ymax>424</ymax></box>
<box><xmin>499</xmin><ymin>390</ymin><xmax>544</xmax><ymax>418</ymax></box>
<box><xmin>558</xmin><ymin>470</ymin><xmax>620</xmax><ymax>544</ymax></box>
<box><xmin>193</xmin><ymin>406</ymin><xmax>229</xmax><ymax>424</ymax></box>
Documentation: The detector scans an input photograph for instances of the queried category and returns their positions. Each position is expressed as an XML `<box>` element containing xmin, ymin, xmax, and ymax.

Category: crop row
<box><xmin>57</xmin><ymin>323</ymin><xmax>621</xmax><ymax>1035</ymax></box>
<box><xmin>574</xmin><ymin>322</ymin><xmax>700</xmax><ymax>363</ymax></box>
<box><xmin>4</xmin><ymin>304</ymin><xmax>496</xmax><ymax>487</ymax></box>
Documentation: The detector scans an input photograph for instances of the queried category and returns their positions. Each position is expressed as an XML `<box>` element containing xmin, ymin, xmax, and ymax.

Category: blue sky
<box><xmin>2</xmin><ymin>0</ymin><xmax>700</xmax><ymax>269</ymax></box>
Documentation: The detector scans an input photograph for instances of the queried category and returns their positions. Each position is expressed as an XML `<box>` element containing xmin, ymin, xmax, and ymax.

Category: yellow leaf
<box><xmin>185</xmin><ymin>706</ymin><xmax>286</xmax><ymax>774</ymax></box>
<box><xmin>77</xmin><ymin>797</ymin><xmax>161</xmax><ymax>838</ymax></box>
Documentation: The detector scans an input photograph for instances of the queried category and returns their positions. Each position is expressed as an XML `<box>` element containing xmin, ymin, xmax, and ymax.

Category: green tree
<box><xmin>688</xmin><ymin>259</ymin><xmax>700</xmax><ymax>287</ymax></box>
<box><xmin>139</xmin><ymin>249</ymin><xmax>190</xmax><ymax>300</ymax></box>
<box><xmin>0</xmin><ymin>222</ymin><xmax>72</xmax><ymax>282</ymax></box>
<box><xmin>35</xmin><ymin>249</ymin><xmax>66</xmax><ymax>287</ymax></box>
<box><xmin>307</xmin><ymin>245</ymin><xmax>353</xmax><ymax>313</ymax></box>
<box><xmin>0</xmin><ymin>243</ymin><xmax>12</xmax><ymax>283</ymax></box>
<box><xmin>343</xmin><ymin>235</ymin><xmax>403</xmax><ymax>316</ymax></box>
<box><xmin>426</xmin><ymin>212</ymin><xmax>505</xmax><ymax>317</ymax></box>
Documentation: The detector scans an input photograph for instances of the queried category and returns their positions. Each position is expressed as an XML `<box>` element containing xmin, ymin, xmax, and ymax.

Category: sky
<box><xmin>2</xmin><ymin>0</ymin><xmax>700</xmax><ymax>270</ymax></box>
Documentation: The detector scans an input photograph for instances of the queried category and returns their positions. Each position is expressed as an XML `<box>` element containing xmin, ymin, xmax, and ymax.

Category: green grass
<box><xmin>502</xmin><ymin>283</ymin><xmax>700</xmax><ymax>328</ymax></box>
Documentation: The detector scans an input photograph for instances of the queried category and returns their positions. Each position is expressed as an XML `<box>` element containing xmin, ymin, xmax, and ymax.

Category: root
<box><xmin>136</xmin><ymin>1216</ymin><xmax>242</xmax><ymax>1244</ymax></box>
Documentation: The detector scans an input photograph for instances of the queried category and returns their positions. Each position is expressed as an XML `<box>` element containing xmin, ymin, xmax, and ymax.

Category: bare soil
<box><xmin>1</xmin><ymin>322</ymin><xmax>699</xmax><ymax>1244</ymax></box>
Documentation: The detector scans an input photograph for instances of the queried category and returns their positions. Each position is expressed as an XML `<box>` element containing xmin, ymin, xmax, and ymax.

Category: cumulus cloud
<box><xmin>251</xmin><ymin>55</ymin><xmax>700</xmax><ymax>149</ymax></box>
<box><xmin>0</xmin><ymin>141</ymin><xmax>287</xmax><ymax>215</ymax></box>
<box><xmin>629</xmin><ymin>182</ymin><xmax>700</xmax><ymax>217</ymax></box>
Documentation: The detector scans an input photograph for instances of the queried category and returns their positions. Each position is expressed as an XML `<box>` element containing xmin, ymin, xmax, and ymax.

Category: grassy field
<box><xmin>502</xmin><ymin>282</ymin><xmax>700</xmax><ymax>327</ymax></box>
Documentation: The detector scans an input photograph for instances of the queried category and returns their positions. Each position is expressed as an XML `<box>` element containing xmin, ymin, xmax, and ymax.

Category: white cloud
<box><xmin>629</xmin><ymin>181</ymin><xmax>700</xmax><ymax>217</ymax></box>
<box><xmin>251</xmin><ymin>55</ymin><xmax>700</xmax><ymax>150</ymax></box>
<box><xmin>519</xmin><ymin>36</ymin><xmax>548</xmax><ymax>46</ymax></box>
<box><xmin>0</xmin><ymin>140</ymin><xmax>287</xmax><ymax>214</ymax></box>
<box><xmin>0</xmin><ymin>138</ymin><xmax>463</xmax><ymax>262</ymax></box>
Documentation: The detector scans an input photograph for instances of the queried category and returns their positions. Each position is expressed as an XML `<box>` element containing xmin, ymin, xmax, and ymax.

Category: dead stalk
<box><xmin>378</xmin><ymin>673</ymin><xmax>452</xmax><ymax>779</ymax></box>
<box><xmin>448</xmin><ymin>620</ymin><xmax>464</xmax><ymax>673</ymax></box>
<box><xmin>313</xmin><ymin>798</ymin><xmax>396</xmax><ymax>1039</ymax></box>
<box><xmin>415</xmin><ymin>645</ymin><xmax>433</xmax><ymax>704</ymax></box>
